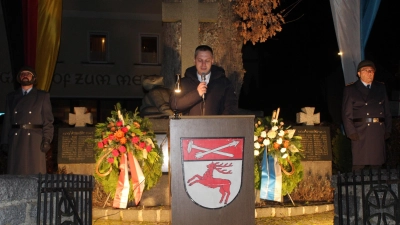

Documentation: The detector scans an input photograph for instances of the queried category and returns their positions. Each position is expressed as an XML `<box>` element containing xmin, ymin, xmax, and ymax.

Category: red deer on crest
<box><xmin>187</xmin><ymin>162</ymin><xmax>232</xmax><ymax>204</ymax></box>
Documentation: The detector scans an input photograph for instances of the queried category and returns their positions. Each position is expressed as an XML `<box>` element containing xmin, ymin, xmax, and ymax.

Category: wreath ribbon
<box><xmin>280</xmin><ymin>158</ymin><xmax>295</xmax><ymax>176</ymax></box>
<box><xmin>127</xmin><ymin>151</ymin><xmax>145</xmax><ymax>205</ymax></box>
<box><xmin>113</xmin><ymin>153</ymin><xmax>130</xmax><ymax>208</ymax></box>
<box><xmin>95</xmin><ymin>148</ymin><xmax>145</xmax><ymax>208</ymax></box>
<box><xmin>260</xmin><ymin>147</ymin><xmax>282</xmax><ymax>201</ymax></box>
<box><xmin>95</xmin><ymin>148</ymin><xmax>113</xmax><ymax>177</ymax></box>
<box><xmin>113</xmin><ymin>152</ymin><xmax>145</xmax><ymax>208</ymax></box>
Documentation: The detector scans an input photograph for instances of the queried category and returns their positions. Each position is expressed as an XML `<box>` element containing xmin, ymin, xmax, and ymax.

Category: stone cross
<box><xmin>296</xmin><ymin>107</ymin><xmax>320</xmax><ymax>125</ymax></box>
<box><xmin>162</xmin><ymin>0</ymin><xmax>219</xmax><ymax>75</ymax></box>
<box><xmin>69</xmin><ymin>107</ymin><xmax>93</xmax><ymax>127</ymax></box>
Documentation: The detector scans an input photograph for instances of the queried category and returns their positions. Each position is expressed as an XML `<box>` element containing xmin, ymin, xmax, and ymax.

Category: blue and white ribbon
<box><xmin>260</xmin><ymin>146</ymin><xmax>282</xmax><ymax>202</ymax></box>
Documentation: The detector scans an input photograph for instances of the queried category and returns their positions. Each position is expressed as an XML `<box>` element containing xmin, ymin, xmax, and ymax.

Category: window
<box><xmin>89</xmin><ymin>32</ymin><xmax>108</xmax><ymax>62</ymax></box>
<box><xmin>140</xmin><ymin>34</ymin><xmax>158</xmax><ymax>64</ymax></box>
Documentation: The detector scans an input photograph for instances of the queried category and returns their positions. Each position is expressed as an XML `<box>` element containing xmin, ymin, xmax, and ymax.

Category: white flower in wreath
<box><xmin>282</xmin><ymin>153</ymin><xmax>288</xmax><ymax>158</ymax></box>
<box><xmin>254</xmin><ymin>149</ymin><xmax>260</xmax><ymax>156</ymax></box>
<box><xmin>287</xmin><ymin>129</ymin><xmax>296</xmax><ymax>139</ymax></box>
<box><xmin>254</xmin><ymin>135</ymin><xmax>258</xmax><ymax>141</ymax></box>
<box><xmin>278</xmin><ymin>130</ymin><xmax>285</xmax><ymax>137</ymax></box>
<box><xmin>271</xmin><ymin>125</ymin><xmax>278</xmax><ymax>131</ymax></box>
<box><xmin>254</xmin><ymin>142</ymin><xmax>261</xmax><ymax>149</ymax></box>
<box><xmin>288</xmin><ymin>144</ymin><xmax>300</xmax><ymax>153</ymax></box>
<box><xmin>280</xmin><ymin>148</ymin><xmax>287</xmax><ymax>153</ymax></box>
<box><xmin>260</xmin><ymin>131</ymin><xmax>267</xmax><ymax>138</ymax></box>
<box><xmin>263</xmin><ymin>139</ymin><xmax>270</xmax><ymax>146</ymax></box>
<box><xmin>267</xmin><ymin>130</ymin><xmax>277</xmax><ymax>139</ymax></box>
<box><xmin>277</xmin><ymin>138</ymin><xmax>283</xmax><ymax>144</ymax></box>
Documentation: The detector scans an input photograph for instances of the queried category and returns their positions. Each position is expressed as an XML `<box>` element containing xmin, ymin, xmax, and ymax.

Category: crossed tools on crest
<box><xmin>187</xmin><ymin>140</ymin><xmax>239</xmax><ymax>159</ymax></box>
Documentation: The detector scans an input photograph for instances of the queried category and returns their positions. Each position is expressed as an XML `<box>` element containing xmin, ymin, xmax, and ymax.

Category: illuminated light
<box><xmin>338</xmin><ymin>52</ymin><xmax>343</xmax><ymax>56</ymax></box>
<box><xmin>174</xmin><ymin>74</ymin><xmax>181</xmax><ymax>93</ymax></box>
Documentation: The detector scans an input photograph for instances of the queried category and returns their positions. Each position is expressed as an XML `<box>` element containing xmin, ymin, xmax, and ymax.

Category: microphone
<box><xmin>201</xmin><ymin>73</ymin><xmax>206</xmax><ymax>100</ymax></box>
<box><xmin>173</xmin><ymin>74</ymin><xmax>181</xmax><ymax>119</ymax></box>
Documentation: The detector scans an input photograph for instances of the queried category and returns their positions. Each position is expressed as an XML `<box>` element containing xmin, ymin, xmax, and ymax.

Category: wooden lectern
<box><xmin>169</xmin><ymin>116</ymin><xmax>255</xmax><ymax>225</ymax></box>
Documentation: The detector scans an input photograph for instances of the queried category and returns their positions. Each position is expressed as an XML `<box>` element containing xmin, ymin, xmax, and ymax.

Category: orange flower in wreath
<box><xmin>283</xmin><ymin>140</ymin><xmax>290</xmax><ymax>148</ymax></box>
<box><xmin>133</xmin><ymin>122</ymin><xmax>140</xmax><ymax>128</ymax></box>
<box><xmin>119</xmin><ymin>137</ymin><xmax>127</xmax><ymax>145</ymax></box>
<box><xmin>115</xmin><ymin>130</ymin><xmax>125</xmax><ymax>139</ymax></box>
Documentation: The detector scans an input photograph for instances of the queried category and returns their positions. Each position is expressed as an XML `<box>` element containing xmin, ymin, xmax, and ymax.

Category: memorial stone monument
<box><xmin>58</xmin><ymin>107</ymin><xmax>95</xmax><ymax>175</ymax></box>
<box><xmin>296</xmin><ymin>107</ymin><xmax>320</xmax><ymax>125</ymax></box>
<box><xmin>68</xmin><ymin>107</ymin><xmax>93</xmax><ymax>127</ymax></box>
<box><xmin>293</xmin><ymin>107</ymin><xmax>332</xmax><ymax>201</ymax></box>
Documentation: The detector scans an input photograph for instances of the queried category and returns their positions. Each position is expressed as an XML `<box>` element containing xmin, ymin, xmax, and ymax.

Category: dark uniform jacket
<box><xmin>1</xmin><ymin>88</ymin><xmax>54</xmax><ymax>174</ymax></box>
<box><xmin>169</xmin><ymin>65</ymin><xmax>238</xmax><ymax>115</ymax></box>
<box><xmin>342</xmin><ymin>80</ymin><xmax>392</xmax><ymax>165</ymax></box>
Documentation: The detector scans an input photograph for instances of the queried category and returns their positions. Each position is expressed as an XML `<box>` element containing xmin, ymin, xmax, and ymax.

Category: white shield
<box><xmin>182</xmin><ymin>137</ymin><xmax>244</xmax><ymax>209</ymax></box>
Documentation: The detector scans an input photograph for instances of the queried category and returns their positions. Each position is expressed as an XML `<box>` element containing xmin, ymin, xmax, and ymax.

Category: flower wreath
<box><xmin>253</xmin><ymin>109</ymin><xmax>304</xmax><ymax>196</ymax></box>
<box><xmin>93</xmin><ymin>103</ymin><xmax>163</xmax><ymax>206</ymax></box>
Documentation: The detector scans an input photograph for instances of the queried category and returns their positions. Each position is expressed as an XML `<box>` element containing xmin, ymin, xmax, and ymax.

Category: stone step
<box><xmin>92</xmin><ymin>204</ymin><xmax>335</xmax><ymax>223</ymax></box>
<box><xmin>93</xmin><ymin>173</ymin><xmax>334</xmax><ymax>223</ymax></box>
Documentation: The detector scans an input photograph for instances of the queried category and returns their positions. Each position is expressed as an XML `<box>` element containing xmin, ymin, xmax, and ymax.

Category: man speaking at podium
<box><xmin>170</xmin><ymin>45</ymin><xmax>238</xmax><ymax>115</ymax></box>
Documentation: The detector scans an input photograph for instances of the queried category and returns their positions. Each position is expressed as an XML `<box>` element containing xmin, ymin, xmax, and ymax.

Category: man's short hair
<box><xmin>194</xmin><ymin>45</ymin><xmax>213</xmax><ymax>58</ymax></box>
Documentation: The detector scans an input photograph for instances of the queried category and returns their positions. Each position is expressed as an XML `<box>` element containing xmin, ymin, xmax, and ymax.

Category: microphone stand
<box><xmin>173</xmin><ymin>74</ymin><xmax>181</xmax><ymax>119</ymax></box>
<box><xmin>201</xmin><ymin>73</ymin><xmax>206</xmax><ymax>116</ymax></box>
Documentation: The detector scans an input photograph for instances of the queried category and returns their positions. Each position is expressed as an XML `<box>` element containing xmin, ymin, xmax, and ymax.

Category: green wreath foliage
<box><xmin>253</xmin><ymin>115</ymin><xmax>304</xmax><ymax>196</ymax></box>
<box><xmin>93</xmin><ymin>103</ymin><xmax>163</xmax><ymax>202</ymax></box>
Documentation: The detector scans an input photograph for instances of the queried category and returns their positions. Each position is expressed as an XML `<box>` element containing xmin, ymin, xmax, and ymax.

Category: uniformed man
<box><xmin>0</xmin><ymin>66</ymin><xmax>54</xmax><ymax>174</ymax></box>
<box><xmin>342</xmin><ymin>59</ymin><xmax>392</xmax><ymax>171</ymax></box>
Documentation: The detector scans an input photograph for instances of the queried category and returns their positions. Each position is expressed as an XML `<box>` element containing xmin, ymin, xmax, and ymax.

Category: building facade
<box><xmin>0</xmin><ymin>0</ymin><xmax>163</xmax><ymax>122</ymax></box>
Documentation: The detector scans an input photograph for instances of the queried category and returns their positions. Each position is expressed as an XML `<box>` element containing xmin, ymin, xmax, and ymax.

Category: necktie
<box><xmin>367</xmin><ymin>85</ymin><xmax>370</xmax><ymax>89</ymax></box>
<box><xmin>24</xmin><ymin>91</ymin><xmax>27</xmax><ymax>96</ymax></box>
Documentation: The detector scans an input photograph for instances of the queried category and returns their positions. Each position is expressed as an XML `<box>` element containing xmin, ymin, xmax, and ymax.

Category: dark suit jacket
<box><xmin>342</xmin><ymin>80</ymin><xmax>392</xmax><ymax>165</ymax></box>
<box><xmin>1</xmin><ymin>87</ymin><xmax>54</xmax><ymax>174</ymax></box>
<box><xmin>169</xmin><ymin>65</ymin><xmax>238</xmax><ymax>115</ymax></box>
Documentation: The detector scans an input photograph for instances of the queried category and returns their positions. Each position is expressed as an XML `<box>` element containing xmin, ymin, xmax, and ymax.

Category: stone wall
<box><xmin>0</xmin><ymin>175</ymin><xmax>38</xmax><ymax>225</ymax></box>
<box><xmin>0</xmin><ymin>174</ymin><xmax>93</xmax><ymax>225</ymax></box>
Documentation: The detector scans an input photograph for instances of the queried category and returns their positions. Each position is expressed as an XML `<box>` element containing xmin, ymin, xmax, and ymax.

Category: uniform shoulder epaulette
<box><xmin>346</xmin><ymin>82</ymin><xmax>355</xmax><ymax>86</ymax></box>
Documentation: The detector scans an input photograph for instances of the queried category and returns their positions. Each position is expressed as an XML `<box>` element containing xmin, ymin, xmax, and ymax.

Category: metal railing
<box><xmin>336</xmin><ymin>167</ymin><xmax>400</xmax><ymax>225</ymax></box>
<box><xmin>37</xmin><ymin>174</ymin><xmax>94</xmax><ymax>225</ymax></box>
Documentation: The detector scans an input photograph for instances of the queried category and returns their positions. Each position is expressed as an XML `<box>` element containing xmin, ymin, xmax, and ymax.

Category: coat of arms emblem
<box><xmin>181</xmin><ymin>137</ymin><xmax>244</xmax><ymax>209</ymax></box>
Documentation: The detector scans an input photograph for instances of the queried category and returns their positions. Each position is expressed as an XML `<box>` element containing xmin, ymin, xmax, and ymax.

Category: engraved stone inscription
<box><xmin>293</xmin><ymin>126</ymin><xmax>332</xmax><ymax>161</ymax></box>
<box><xmin>58</xmin><ymin>127</ymin><xmax>95</xmax><ymax>163</ymax></box>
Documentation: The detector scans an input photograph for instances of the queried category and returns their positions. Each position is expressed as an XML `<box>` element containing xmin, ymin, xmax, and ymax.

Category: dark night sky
<box><xmin>238</xmin><ymin>0</ymin><xmax>400</xmax><ymax>124</ymax></box>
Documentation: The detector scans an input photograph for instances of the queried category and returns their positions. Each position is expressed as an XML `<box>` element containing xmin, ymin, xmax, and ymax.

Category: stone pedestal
<box><xmin>148</xmin><ymin>118</ymin><xmax>169</xmax><ymax>133</ymax></box>
<box><xmin>58</xmin><ymin>163</ymin><xmax>95</xmax><ymax>175</ymax></box>
<box><xmin>140</xmin><ymin>174</ymin><xmax>170</xmax><ymax>206</ymax></box>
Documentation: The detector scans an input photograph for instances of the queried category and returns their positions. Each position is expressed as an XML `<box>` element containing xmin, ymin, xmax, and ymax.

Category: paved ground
<box><xmin>92</xmin><ymin>210</ymin><xmax>334</xmax><ymax>225</ymax></box>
